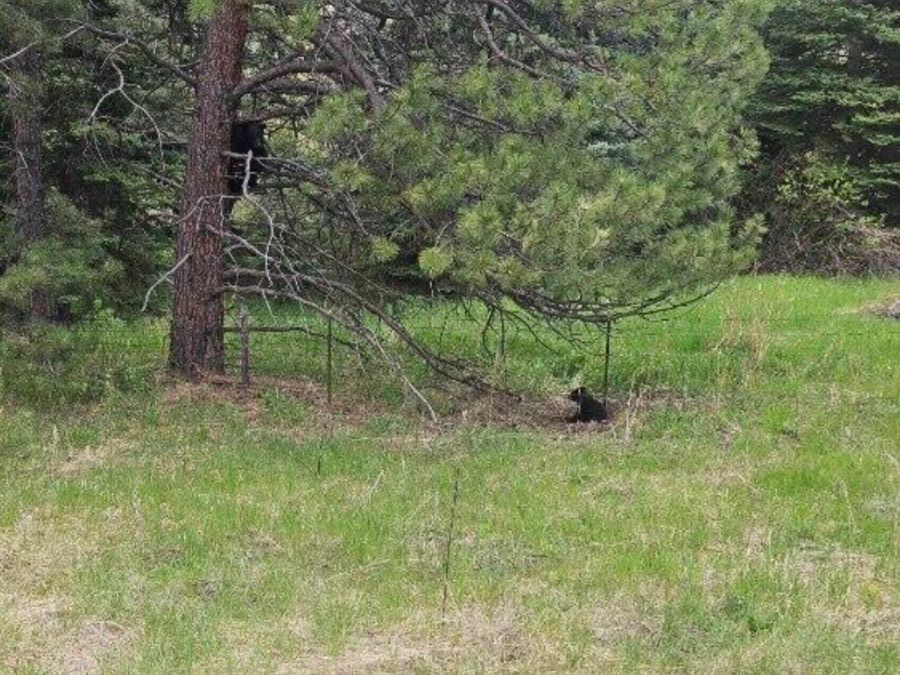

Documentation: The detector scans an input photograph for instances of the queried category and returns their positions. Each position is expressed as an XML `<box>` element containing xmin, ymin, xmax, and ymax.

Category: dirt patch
<box><xmin>443</xmin><ymin>390</ymin><xmax>614</xmax><ymax>433</ymax></box>
<box><xmin>0</xmin><ymin>593</ymin><xmax>133</xmax><ymax>674</ymax></box>
<box><xmin>278</xmin><ymin>606</ymin><xmax>544</xmax><ymax>673</ymax></box>
<box><xmin>592</xmin><ymin>588</ymin><xmax>665</xmax><ymax>651</ymax></box>
<box><xmin>162</xmin><ymin>374</ymin><xmax>394</xmax><ymax>429</ymax></box>
<box><xmin>876</xmin><ymin>299</ymin><xmax>900</xmax><ymax>320</ymax></box>
<box><xmin>159</xmin><ymin>373</ymin><xmax>629</xmax><ymax>438</ymax></box>
<box><xmin>156</xmin><ymin>372</ymin><xmax>712</xmax><ymax>445</ymax></box>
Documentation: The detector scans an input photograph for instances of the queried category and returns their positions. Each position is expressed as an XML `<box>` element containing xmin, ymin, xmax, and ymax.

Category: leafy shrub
<box><xmin>0</xmin><ymin>309</ymin><xmax>154</xmax><ymax>406</ymax></box>
<box><xmin>0</xmin><ymin>190</ymin><xmax>123</xmax><ymax>321</ymax></box>
<box><xmin>755</xmin><ymin>154</ymin><xmax>900</xmax><ymax>275</ymax></box>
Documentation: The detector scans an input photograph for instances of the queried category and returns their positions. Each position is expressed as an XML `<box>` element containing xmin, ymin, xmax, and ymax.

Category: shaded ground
<box><xmin>171</xmin><ymin>372</ymin><xmax>614</xmax><ymax>433</ymax></box>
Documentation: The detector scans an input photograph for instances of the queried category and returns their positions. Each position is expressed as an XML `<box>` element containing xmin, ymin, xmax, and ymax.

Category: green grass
<box><xmin>1</xmin><ymin>275</ymin><xmax>898</xmax><ymax>672</ymax></box>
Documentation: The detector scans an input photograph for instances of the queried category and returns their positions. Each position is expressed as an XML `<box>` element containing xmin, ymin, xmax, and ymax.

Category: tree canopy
<box><xmin>744</xmin><ymin>0</ymin><xmax>900</xmax><ymax>273</ymax></box>
<box><xmin>201</xmin><ymin>1</ymin><xmax>772</xmax><ymax>329</ymax></box>
<box><xmin>6</xmin><ymin>0</ymin><xmax>855</xmax><ymax>395</ymax></box>
<box><xmin>752</xmin><ymin>0</ymin><xmax>899</xmax><ymax>224</ymax></box>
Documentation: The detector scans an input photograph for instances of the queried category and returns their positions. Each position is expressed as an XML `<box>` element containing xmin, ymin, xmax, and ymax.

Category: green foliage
<box><xmin>0</xmin><ymin>0</ymin><xmax>82</xmax><ymax>44</ymax></box>
<box><xmin>754</xmin><ymin>151</ymin><xmax>900</xmax><ymax>273</ymax></box>
<box><xmin>777</xmin><ymin>154</ymin><xmax>869</xmax><ymax>214</ymax></box>
<box><xmin>370</xmin><ymin>236</ymin><xmax>400</xmax><ymax>263</ymax></box>
<box><xmin>417</xmin><ymin>246</ymin><xmax>453</xmax><ymax>279</ymax></box>
<box><xmin>231</xmin><ymin>199</ymin><xmax>259</xmax><ymax>228</ymax></box>
<box><xmin>306</xmin><ymin>91</ymin><xmax>368</xmax><ymax>142</ymax></box>
<box><xmin>1</xmin><ymin>2</ymin><xmax>176</xmax><ymax>317</ymax></box>
<box><xmin>279</xmin><ymin>0</ymin><xmax>320</xmax><ymax>40</ymax></box>
<box><xmin>307</xmin><ymin>1</ymin><xmax>773</xmax><ymax>318</ymax></box>
<box><xmin>0</xmin><ymin>191</ymin><xmax>124</xmax><ymax>319</ymax></box>
<box><xmin>0</xmin><ymin>310</ymin><xmax>152</xmax><ymax>406</ymax></box>
<box><xmin>187</xmin><ymin>0</ymin><xmax>217</xmax><ymax>21</ymax></box>
<box><xmin>749</xmin><ymin>0</ymin><xmax>900</xmax><ymax>232</ymax></box>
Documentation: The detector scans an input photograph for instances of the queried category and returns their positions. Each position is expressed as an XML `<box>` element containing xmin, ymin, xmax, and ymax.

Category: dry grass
<box><xmin>1</xmin><ymin>593</ymin><xmax>135</xmax><ymax>674</ymax></box>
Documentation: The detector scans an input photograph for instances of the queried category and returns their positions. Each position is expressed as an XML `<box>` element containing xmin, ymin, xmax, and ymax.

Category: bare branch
<box><xmin>233</xmin><ymin>55</ymin><xmax>341</xmax><ymax>98</ymax></box>
<box><xmin>142</xmin><ymin>252</ymin><xmax>191</xmax><ymax>312</ymax></box>
<box><xmin>84</xmin><ymin>25</ymin><xmax>198</xmax><ymax>87</ymax></box>
<box><xmin>0</xmin><ymin>25</ymin><xmax>86</xmax><ymax>67</ymax></box>
<box><xmin>317</xmin><ymin>34</ymin><xmax>386</xmax><ymax>110</ymax></box>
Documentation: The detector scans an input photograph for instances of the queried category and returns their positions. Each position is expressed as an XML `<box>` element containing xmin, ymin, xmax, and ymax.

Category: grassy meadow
<box><xmin>0</xmin><ymin>275</ymin><xmax>898</xmax><ymax>673</ymax></box>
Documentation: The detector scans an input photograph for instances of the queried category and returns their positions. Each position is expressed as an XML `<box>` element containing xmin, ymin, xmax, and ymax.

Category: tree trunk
<box><xmin>168</xmin><ymin>1</ymin><xmax>249</xmax><ymax>375</ymax></box>
<box><xmin>7</xmin><ymin>47</ymin><xmax>51</xmax><ymax>320</ymax></box>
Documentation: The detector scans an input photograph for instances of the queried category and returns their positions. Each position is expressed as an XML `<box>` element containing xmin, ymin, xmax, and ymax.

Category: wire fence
<box><xmin>55</xmin><ymin>300</ymin><xmax>898</xmax><ymax>409</ymax></box>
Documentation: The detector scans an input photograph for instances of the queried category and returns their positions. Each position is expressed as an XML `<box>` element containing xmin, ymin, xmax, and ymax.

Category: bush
<box><xmin>0</xmin><ymin>190</ymin><xmax>124</xmax><ymax>321</ymax></box>
<box><xmin>755</xmin><ymin>154</ymin><xmax>900</xmax><ymax>275</ymax></box>
<box><xmin>0</xmin><ymin>310</ymin><xmax>154</xmax><ymax>406</ymax></box>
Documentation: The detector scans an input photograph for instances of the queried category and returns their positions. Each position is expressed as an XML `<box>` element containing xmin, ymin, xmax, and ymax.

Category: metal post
<box><xmin>326</xmin><ymin>316</ymin><xmax>333</xmax><ymax>405</ymax></box>
<box><xmin>602</xmin><ymin>319</ymin><xmax>612</xmax><ymax>406</ymax></box>
<box><xmin>441</xmin><ymin>465</ymin><xmax>461</xmax><ymax>620</ymax></box>
<box><xmin>239</xmin><ymin>304</ymin><xmax>251</xmax><ymax>387</ymax></box>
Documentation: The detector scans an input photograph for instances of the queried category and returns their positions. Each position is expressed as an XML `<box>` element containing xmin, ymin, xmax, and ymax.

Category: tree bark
<box><xmin>168</xmin><ymin>1</ymin><xmax>249</xmax><ymax>375</ymax></box>
<box><xmin>7</xmin><ymin>47</ymin><xmax>51</xmax><ymax>320</ymax></box>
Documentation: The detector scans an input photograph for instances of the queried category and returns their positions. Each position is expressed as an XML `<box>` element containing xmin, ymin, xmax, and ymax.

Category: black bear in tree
<box><xmin>228</xmin><ymin>120</ymin><xmax>268</xmax><ymax>195</ymax></box>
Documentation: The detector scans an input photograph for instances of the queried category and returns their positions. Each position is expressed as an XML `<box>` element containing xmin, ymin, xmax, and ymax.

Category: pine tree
<box><xmin>748</xmin><ymin>0</ymin><xmax>899</xmax><ymax>264</ymax></box>
<box><xmin>1</xmin><ymin>0</ymin><xmax>169</xmax><ymax>321</ymax></box>
<box><xmin>168</xmin><ymin>0</ymin><xmax>250</xmax><ymax>375</ymax></box>
<box><xmin>303</xmin><ymin>0</ymin><xmax>772</xmax><ymax>322</ymax></box>
<box><xmin>0</xmin><ymin>1</ymin><xmax>80</xmax><ymax>320</ymax></box>
<box><xmin>2</xmin><ymin>1</ymin><xmax>774</xmax><ymax>385</ymax></box>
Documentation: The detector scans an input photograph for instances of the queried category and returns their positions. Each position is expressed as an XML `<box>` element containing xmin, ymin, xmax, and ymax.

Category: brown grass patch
<box><xmin>0</xmin><ymin>593</ymin><xmax>134</xmax><ymax>674</ymax></box>
<box><xmin>51</xmin><ymin>446</ymin><xmax>114</xmax><ymax>478</ymax></box>
<box><xmin>785</xmin><ymin>541</ymin><xmax>879</xmax><ymax>587</ymax></box>
<box><xmin>158</xmin><ymin>373</ymin><xmax>627</xmax><ymax>439</ymax></box>
<box><xmin>0</xmin><ymin>509</ymin><xmax>100</xmax><ymax>591</ymax></box>
<box><xmin>780</xmin><ymin>541</ymin><xmax>900</xmax><ymax>643</ymax></box>
<box><xmin>0</xmin><ymin>509</ymin><xmax>139</xmax><ymax>670</ymax></box>
<box><xmin>279</xmin><ymin>605</ymin><xmax>544</xmax><ymax>674</ymax></box>
<box><xmin>162</xmin><ymin>374</ymin><xmax>393</xmax><ymax>429</ymax></box>
<box><xmin>592</xmin><ymin>589</ymin><xmax>665</xmax><ymax>652</ymax></box>
<box><xmin>874</xmin><ymin>298</ymin><xmax>900</xmax><ymax>320</ymax></box>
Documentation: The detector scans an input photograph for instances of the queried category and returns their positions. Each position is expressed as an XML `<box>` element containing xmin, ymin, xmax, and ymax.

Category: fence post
<box><xmin>441</xmin><ymin>464</ymin><xmax>461</xmax><ymax>620</ymax></box>
<box><xmin>326</xmin><ymin>316</ymin><xmax>333</xmax><ymax>405</ymax></box>
<box><xmin>602</xmin><ymin>319</ymin><xmax>612</xmax><ymax>406</ymax></box>
<box><xmin>239</xmin><ymin>304</ymin><xmax>251</xmax><ymax>387</ymax></box>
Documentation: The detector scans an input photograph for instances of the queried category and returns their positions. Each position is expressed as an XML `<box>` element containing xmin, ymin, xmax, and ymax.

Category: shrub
<box><xmin>0</xmin><ymin>190</ymin><xmax>124</xmax><ymax>321</ymax></box>
<box><xmin>0</xmin><ymin>309</ymin><xmax>154</xmax><ymax>406</ymax></box>
<box><xmin>755</xmin><ymin>154</ymin><xmax>900</xmax><ymax>275</ymax></box>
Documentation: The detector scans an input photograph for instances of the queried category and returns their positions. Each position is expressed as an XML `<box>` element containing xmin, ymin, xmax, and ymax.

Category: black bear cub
<box><xmin>568</xmin><ymin>387</ymin><xmax>609</xmax><ymax>423</ymax></box>
<box><xmin>228</xmin><ymin>120</ymin><xmax>268</xmax><ymax>195</ymax></box>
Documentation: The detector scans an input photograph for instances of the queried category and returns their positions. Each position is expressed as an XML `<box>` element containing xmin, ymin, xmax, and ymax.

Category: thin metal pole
<box><xmin>326</xmin><ymin>316</ymin><xmax>333</xmax><ymax>405</ymax></box>
<box><xmin>499</xmin><ymin>310</ymin><xmax>507</xmax><ymax>361</ymax></box>
<box><xmin>441</xmin><ymin>465</ymin><xmax>461</xmax><ymax>620</ymax></box>
<box><xmin>239</xmin><ymin>304</ymin><xmax>251</xmax><ymax>387</ymax></box>
<box><xmin>602</xmin><ymin>320</ymin><xmax>612</xmax><ymax>406</ymax></box>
